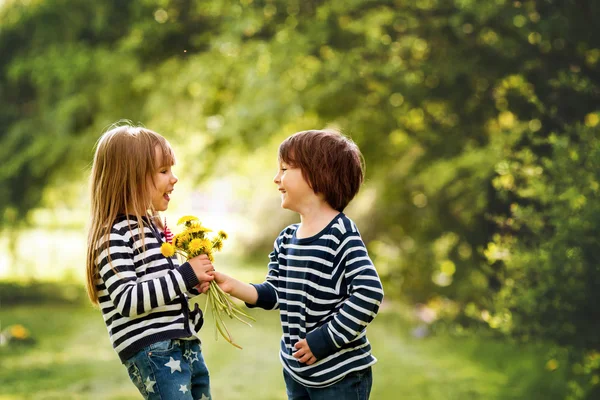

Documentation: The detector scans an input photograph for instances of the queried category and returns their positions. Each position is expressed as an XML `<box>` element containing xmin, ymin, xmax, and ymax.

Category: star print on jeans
<box><xmin>164</xmin><ymin>357</ymin><xmax>182</xmax><ymax>373</ymax></box>
<box><xmin>184</xmin><ymin>348</ymin><xmax>199</xmax><ymax>364</ymax></box>
<box><xmin>198</xmin><ymin>394</ymin><xmax>210</xmax><ymax>400</ymax></box>
<box><xmin>145</xmin><ymin>377</ymin><xmax>156</xmax><ymax>393</ymax></box>
<box><xmin>179</xmin><ymin>384</ymin><xmax>188</xmax><ymax>394</ymax></box>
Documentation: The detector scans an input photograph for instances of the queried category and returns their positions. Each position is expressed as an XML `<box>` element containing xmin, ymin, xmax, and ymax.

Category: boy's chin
<box><xmin>281</xmin><ymin>202</ymin><xmax>298</xmax><ymax>213</ymax></box>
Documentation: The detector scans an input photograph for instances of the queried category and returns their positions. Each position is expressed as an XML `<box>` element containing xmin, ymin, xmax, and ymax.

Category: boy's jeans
<box><xmin>124</xmin><ymin>338</ymin><xmax>211</xmax><ymax>399</ymax></box>
<box><xmin>283</xmin><ymin>367</ymin><xmax>372</xmax><ymax>400</ymax></box>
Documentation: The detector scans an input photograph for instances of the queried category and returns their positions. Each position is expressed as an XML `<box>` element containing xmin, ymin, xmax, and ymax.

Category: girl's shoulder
<box><xmin>110</xmin><ymin>215</ymin><xmax>150</xmax><ymax>235</ymax></box>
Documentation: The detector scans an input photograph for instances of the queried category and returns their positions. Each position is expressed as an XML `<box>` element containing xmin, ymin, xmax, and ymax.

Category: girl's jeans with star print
<box><xmin>124</xmin><ymin>338</ymin><xmax>211</xmax><ymax>399</ymax></box>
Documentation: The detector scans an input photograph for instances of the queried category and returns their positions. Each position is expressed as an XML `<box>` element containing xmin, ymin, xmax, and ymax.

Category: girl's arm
<box><xmin>98</xmin><ymin>228</ymin><xmax>213</xmax><ymax>318</ymax></box>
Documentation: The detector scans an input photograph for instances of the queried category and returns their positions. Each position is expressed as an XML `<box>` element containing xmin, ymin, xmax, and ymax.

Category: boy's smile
<box><xmin>274</xmin><ymin>163</ymin><xmax>315</xmax><ymax>212</ymax></box>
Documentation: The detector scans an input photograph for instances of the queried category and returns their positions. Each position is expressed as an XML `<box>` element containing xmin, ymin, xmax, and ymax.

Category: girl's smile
<box><xmin>151</xmin><ymin>146</ymin><xmax>178</xmax><ymax>212</ymax></box>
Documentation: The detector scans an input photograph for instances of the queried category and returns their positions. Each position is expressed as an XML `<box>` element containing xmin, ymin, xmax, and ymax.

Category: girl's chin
<box><xmin>153</xmin><ymin>201</ymin><xmax>169</xmax><ymax>212</ymax></box>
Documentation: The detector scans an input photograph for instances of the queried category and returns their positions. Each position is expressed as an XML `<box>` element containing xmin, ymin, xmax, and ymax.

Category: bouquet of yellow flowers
<box><xmin>160</xmin><ymin>215</ymin><xmax>254</xmax><ymax>349</ymax></box>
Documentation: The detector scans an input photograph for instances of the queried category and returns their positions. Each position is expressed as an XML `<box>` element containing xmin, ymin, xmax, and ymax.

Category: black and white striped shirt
<box><xmin>249</xmin><ymin>213</ymin><xmax>384</xmax><ymax>388</ymax></box>
<box><xmin>95</xmin><ymin>215</ymin><xmax>202</xmax><ymax>362</ymax></box>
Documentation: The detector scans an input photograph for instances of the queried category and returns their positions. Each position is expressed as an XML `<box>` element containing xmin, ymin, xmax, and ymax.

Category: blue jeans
<box><xmin>124</xmin><ymin>339</ymin><xmax>211</xmax><ymax>399</ymax></box>
<box><xmin>283</xmin><ymin>367</ymin><xmax>372</xmax><ymax>400</ymax></box>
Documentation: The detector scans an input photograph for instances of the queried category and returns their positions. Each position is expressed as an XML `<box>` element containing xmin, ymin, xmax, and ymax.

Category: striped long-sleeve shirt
<box><xmin>95</xmin><ymin>215</ymin><xmax>203</xmax><ymax>362</ymax></box>
<box><xmin>249</xmin><ymin>213</ymin><xmax>384</xmax><ymax>388</ymax></box>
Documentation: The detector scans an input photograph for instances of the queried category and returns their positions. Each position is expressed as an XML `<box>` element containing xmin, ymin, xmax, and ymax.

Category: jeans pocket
<box><xmin>125</xmin><ymin>361</ymin><xmax>148</xmax><ymax>397</ymax></box>
<box><xmin>351</xmin><ymin>367</ymin><xmax>372</xmax><ymax>399</ymax></box>
<box><xmin>147</xmin><ymin>339</ymin><xmax>176</xmax><ymax>354</ymax></box>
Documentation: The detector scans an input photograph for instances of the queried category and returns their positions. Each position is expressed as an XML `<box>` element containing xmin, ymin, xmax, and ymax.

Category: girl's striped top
<box><xmin>95</xmin><ymin>215</ymin><xmax>203</xmax><ymax>362</ymax></box>
<box><xmin>249</xmin><ymin>213</ymin><xmax>384</xmax><ymax>388</ymax></box>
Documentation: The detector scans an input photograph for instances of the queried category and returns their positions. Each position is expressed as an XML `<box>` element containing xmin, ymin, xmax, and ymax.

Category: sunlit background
<box><xmin>2</xmin><ymin>0</ymin><xmax>600</xmax><ymax>399</ymax></box>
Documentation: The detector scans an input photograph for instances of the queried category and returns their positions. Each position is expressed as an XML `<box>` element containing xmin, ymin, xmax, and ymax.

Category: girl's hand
<box><xmin>293</xmin><ymin>339</ymin><xmax>317</xmax><ymax>365</ymax></box>
<box><xmin>195</xmin><ymin>281</ymin><xmax>211</xmax><ymax>293</ymax></box>
<box><xmin>187</xmin><ymin>254</ymin><xmax>215</xmax><ymax>283</ymax></box>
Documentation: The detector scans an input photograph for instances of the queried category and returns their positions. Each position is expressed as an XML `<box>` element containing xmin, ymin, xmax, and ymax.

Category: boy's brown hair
<box><xmin>278</xmin><ymin>129</ymin><xmax>364</xmax><ymax>212</ymax></box>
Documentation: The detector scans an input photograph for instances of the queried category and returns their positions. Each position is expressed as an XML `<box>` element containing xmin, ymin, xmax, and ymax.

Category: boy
<box><xmin>215</xmin><ymin>129</ymin><xmax>384</xmax><ymax>399</ymax></box>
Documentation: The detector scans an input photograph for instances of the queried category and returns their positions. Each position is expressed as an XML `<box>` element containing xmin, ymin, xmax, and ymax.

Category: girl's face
<box><xmin>273</xmin><ymin>160</ymin><xmax>314</xmax><ymax>212</ymax></box>
<box><xmin>149</xmin><ymin>146</ymin><xmax>178</xmax><ymax>212</ymax></box>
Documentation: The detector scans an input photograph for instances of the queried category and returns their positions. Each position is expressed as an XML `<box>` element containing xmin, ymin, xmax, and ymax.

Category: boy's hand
<box><xmin>293</xmin><ymin>339</ymin><xmax>317</xmax><ymax>365</ymax></box>
<box><xmin>213</xmin><ymin>271</ymin><xmax>234</xmax><ymax>294</ymax></box>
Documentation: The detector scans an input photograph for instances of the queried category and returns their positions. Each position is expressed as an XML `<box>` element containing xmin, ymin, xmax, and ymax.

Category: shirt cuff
<box><xmin>306</xmin><ymin>325</ymin><xmax>338</xmax><ymax>360</ymax></box>
<box><xmin>177</xmin><ymin>262</ymin><xmax>200</xmax><ymax>290</ymax></box>
<box><xmin>245</xmin><ymin>283</ymin><xmax>277</xmax><ymax>309</ymax></box>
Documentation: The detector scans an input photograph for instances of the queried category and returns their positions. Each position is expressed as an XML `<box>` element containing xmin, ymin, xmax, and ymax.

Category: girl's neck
<box><xmin>296</xmin><ymin>203</ymin><xmax>340</xmax><ymax>239</ymax></box>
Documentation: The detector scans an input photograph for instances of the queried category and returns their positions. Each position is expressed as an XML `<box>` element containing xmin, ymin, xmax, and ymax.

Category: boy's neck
<box><xmin>297</xmin><ymin>203</ymin><xmax>340</xmax><ymax>239</ymax></box>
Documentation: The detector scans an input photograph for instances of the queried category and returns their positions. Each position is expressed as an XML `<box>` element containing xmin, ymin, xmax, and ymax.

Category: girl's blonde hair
<box><xmin>85</xmin><ymin>123</ymin><xmax>175</xmax><ymax>304</ymax></box>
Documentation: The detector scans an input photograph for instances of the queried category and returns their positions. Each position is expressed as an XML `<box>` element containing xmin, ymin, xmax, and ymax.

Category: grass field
<box><xmin>0</xmin><ymin>298</ymin><xmax>569</xmax><ymax>400</ymax></box>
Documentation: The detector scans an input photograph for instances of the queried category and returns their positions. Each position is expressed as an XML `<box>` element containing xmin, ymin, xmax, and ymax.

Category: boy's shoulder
<box><xmin>328</xmin><ymin>213</ymin><xmax>361</xmax><ymax>238</ymax></box>
<box><xmin>275</xmin><ymin>214</ymin><xmax>361</xmax><ymax>243</ymax></box>
<box><xmin>276</xmin><ymin>223</ymin><xmax>300</xmax><ymax>239</ymax></box>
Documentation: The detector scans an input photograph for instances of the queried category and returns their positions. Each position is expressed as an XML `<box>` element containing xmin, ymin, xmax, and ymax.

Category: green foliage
<box><xmin>484</xmin><ymin>125</ymin><xmax>600</xmax><ymax>397</ymax></box>
<box><xmin>0</xmin><ymin>280</ymin><xmax>87</xmax><ymax>306</ymax></box>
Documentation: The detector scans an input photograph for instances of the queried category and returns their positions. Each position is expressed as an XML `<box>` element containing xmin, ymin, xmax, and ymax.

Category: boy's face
<box><xmin>273</xmin><ymin>160</ymin><xmax>315</xmax><ymax>212</ymax></box>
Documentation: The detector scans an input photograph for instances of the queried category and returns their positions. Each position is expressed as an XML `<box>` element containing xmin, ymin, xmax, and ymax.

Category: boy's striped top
<box><xmin>94</xmin><ymin>215</ymin><xmax>202</xmax><ymax>362</ymax></box>
<box><xmin>249</xmin><ymin>213</ymin><xmax>384</xmax><ymax>388</ymax></box>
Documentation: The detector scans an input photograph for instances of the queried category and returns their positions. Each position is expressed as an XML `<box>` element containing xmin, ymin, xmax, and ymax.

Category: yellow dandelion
<box><xmin>161</xmin><ymin>242</ymin><xmax>175</xmax><ymax>257</ymax></box>
<box><xmin>218</xmin><ymin>230</ymin><xmax>228</xmax><ymax>240</ymax></box>
<box><xmin>212</xmin><ymin>238</ymin><xmax>223</xmax><ymax>251</ymax></box>
<box><xmin>185</xmin><ymin>221</ymin><xmax>201</xmax><ymax>230</ymax></box>
<box><xmin>9</xmin><ymin>324</ymin><xmax>30</xmax><ymax>340</ymax></box>
<box><xmin>173</xmin><ymin>233</ymin><xmax>189</xmax><ymax>248</ymax></box>
<box><xmin>188</xmin><ymin>238</ymin><xmax>204</xmax><ymax>254</ymax></box>
<box><xmin>206</xmin><ymin>251</ymin><xmax>214</xmax><ymax>262</ymax></box>
<box><xmin>177</xmin><ymin>215</ymin><xmax>199</xmax><ymax>225</ymax></box>
<box><xmin>187</xmin><ymin>225</ymin><xmax>212</xmax><ymax>235</ymax></box>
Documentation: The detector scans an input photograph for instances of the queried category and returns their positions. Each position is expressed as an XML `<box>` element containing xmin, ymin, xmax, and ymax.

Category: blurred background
<box><xmin>1</xmin><ymin>0</ymin><xmax>599</xmax><ymax>399</ymax></box>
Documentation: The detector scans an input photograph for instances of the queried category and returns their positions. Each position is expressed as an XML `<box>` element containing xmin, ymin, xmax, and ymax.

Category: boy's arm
<box><xmin>216</xmin><ymin>247</ymin><xmax>281</xmax><ymax>310</ymax></box>
<box><xmin>246</xmin><ymin>248</ymin><xmax>281</xmax><ymax>309</ymax></box>
<box><xmin>213</xmin><ymin>273</ymin><xmax>259</xmax><ymax>304</ymax></box>
<box><xmin>305</xmin><ymin>233</ymin><xmax>384</xmax><ymax>360</ymax></box>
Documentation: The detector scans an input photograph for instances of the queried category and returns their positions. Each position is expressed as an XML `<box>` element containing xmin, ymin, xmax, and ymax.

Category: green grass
<box><xmin>0</xmin><ymin>301</ymin><xmax>569</xmax><ymax>400</ymax></box>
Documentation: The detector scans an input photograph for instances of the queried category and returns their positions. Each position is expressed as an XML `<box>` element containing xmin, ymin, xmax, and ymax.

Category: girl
<box><xmin>214</xmin><ymin>129</ymin><xmax>384</xmax><ymax>399</ymax></box>
<box><xmin>85</xmin><ymin>123</ymin><xmax>214</xmax><ymax>399</ymax></box>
